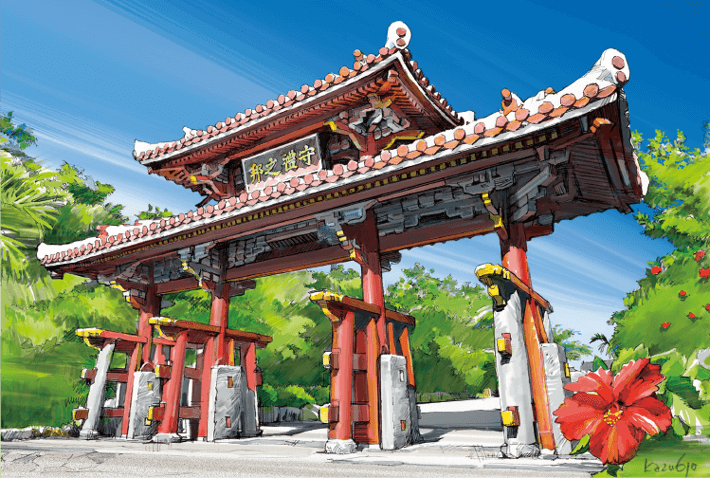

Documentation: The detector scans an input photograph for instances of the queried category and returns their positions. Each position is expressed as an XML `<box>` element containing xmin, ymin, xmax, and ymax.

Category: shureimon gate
<box><xmin>39</xmin><ymin>22</ymin><xmax>645</xmax><ymax>456</ymax></box>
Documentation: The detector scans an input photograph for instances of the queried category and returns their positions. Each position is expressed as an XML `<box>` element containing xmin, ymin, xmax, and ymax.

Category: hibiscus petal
<box><xmin>618</xmin><ymin>363</ymin><xmax>665</xmax><ymax>405</ymax></box>
<box><xmin>565</xmin><ymin>368</ymin><xmax>614</xmax><ymax>403</ymax></box>
<box><xmin>589</xmin><ymin>419</ymin><xmax>642</xmax><ymax>465</ymax></box>
<box><xmin>626</xmin><ymin>397</ymin><xmax>673</xmax><ymax>435</ymax></box>
<box><xmin>588</xmin><ymin>420</ymin><xmax>613</xmax><ymax>463</ymax></box>
<box><xmin>554</xmin><ymin>394</ymin><xmax>607</xmax><ymax>440</ymax></box>
<box><xmin>612</xmin><ymin>358</ymin><xmax>649</xmax><ymax>392</ymax></box>
<box><xmin>614</xmin><ymin>420</ymin><xmax>644</xmax><ymax>464</ymax></box>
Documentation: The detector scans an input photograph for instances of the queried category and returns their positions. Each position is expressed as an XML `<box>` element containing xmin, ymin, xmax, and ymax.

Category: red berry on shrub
<box><xmin>679</xmin><ymin>290</ymin><xmax>687</xmax><ymax>297</ymax></box>
<box><xmin>695</xmin><ymin>251</ymin><xmax>706</xmax><ymax>261</ymax></box>
<box><xmin>689</xmin><ymin>312</ymin><xmax>696</xmax><ymax>319</ymax></box>
<box><xmin>651</xmin><ymin>266</ymin><xmax>662</xmax><ymax>275</ymax></box>
<box><xmin>662</xmin><ymin>322</ymin><xmax>671</xmax><ymax>328</ymax></box>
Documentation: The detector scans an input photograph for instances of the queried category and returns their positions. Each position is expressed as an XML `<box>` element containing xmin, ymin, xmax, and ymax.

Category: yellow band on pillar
<box><xmin>319</xmin><ymin>405</ymin><xmax>330</xmax><ymax>424</ymax></box>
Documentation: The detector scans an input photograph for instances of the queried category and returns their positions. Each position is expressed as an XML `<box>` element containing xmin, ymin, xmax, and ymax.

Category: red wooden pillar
<box><xmin>501</xmin><ymin>223</ymin><xmax>555</xmax><ymax>451</ymax></box>
<box><xmin>227</xmin><ymin>338</ymin><xmax>236</xmax><ymax>366</ymax></box>
<box><xmin>121</xmin><ymin>342</ymin><xmax>142</xmax><ymax>437</ymax></box>
<box><xmin>197</xmin><ymin>282</ymin><xmax>230</xmax><ymax>438</ymax></box>
<box><xmin>241</xmin><ymin>342</ymin><xmax>257</xmax><ymax>392</ymax></box>
<box><xmin>121</xmin><ymin>280</ymin><xmax>159</xmax><ymax>438</ymax></box>
<box><xmin>364</xmin><ymin>317</ymin><xmax>380</xmax><ymax>444</ymax></box>
<box><xmin>328</xmin><ymin>310</ymin><xmax>354</xmax><ymax>441</ymax></box>
<box><xmin>349</xmin><ymin>211</ymin><xmax>385</xmax><ymax>445</ymax></box>
<box><xmin>398</xmin><ymin>327</ymin><xmax>416</xmax><ymax>388</ymax></box>
<box><xmin>139</xmin><ymin>283</ymin><xmax>161</xmax><ymax>365</ymax></box>
<box><xmin>156</xmin><ymin>331</ymin><xmax>188</xmax><ymax>438</ymax></box>
<box><xmin>190</xmin><ymin>348</ymin><xmax>204</xmax><ymax>438</ymax></box>
<box><xmin>197</xmin><ymin>337</ymin><xmax>215</xmax><ymax>438</ymax></box>
<box><xmin>212</xmin><ymin>283</ymin><xmax>230</xmax><ymax>363</ymax></box>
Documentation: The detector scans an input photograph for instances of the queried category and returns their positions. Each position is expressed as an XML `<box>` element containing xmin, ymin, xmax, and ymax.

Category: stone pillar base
<box><xmin>501</xmin><ymin>443</ymin><xmax>540</xmax><ymax>458</ymax></box>
<box><xmin>79</xmin><ymin>430</ymin><xmax>99</xmax><ymax>440</ymax></box>
<box><xmin>153</xmin><ymin>433</ymin><xmax>181</xmax><ymax>443</ymax></box>
<box><xmin>324</xmin><ymin>438</ymin><xmax>357</xmax><ymax>454</ymax></box>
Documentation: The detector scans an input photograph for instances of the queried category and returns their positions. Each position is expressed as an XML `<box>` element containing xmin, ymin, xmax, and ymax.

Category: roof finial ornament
<box><xmin>386</xmin><ymin>21</ymin><xmax>411</xmax><ymax>50</ymax></box>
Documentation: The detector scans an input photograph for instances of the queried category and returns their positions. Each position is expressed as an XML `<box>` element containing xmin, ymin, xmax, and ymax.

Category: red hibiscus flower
<box><xmin>679</xmin><ymin>290</ymin><xmax>687</xmax><ymax>297</ymax></box>
<box><xmin>554</xmin><ymin>359</ymin><xmax>672</xmax><ymax>465</ymax></box>
<box><xmin>695</xmin><ymin>251</ymin><xmax>706</xmax><ymax>261</ymax></box>
<box><xmin>662</xmin><ymin>322</ymin><xmax>671</xmax><ymax>328</ymax></box>
<box><xmin>650</xmin><ymin>266</ymin><xmax>662</xmax><ymax>275</ymax></box>
<box><xmin>700</xmin><ymin>267</ymin><xmax>710</xmax><ymax>279</ymax></box>
<box><xmin>689</xmin><ymin>312</ymin><xmax>696</xmax><ymax>320</ymax></box>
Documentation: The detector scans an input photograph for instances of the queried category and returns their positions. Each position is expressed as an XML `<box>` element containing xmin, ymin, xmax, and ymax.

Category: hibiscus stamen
<box><xmin>603</xmin><ymin>407</ymin><xmax>623</xmax><ymax>426</ymax></box>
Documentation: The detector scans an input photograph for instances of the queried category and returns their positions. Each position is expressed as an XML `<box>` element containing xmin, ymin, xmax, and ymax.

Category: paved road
<box><xmin>1</xmin><ymin>423</ymin><xmax>603</xmax><ymax>478</ymax></box>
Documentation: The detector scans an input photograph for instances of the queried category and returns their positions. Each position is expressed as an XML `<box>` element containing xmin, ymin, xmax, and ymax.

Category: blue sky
<box><xmin>3</xmin><ymin>0</ymin><xmax>708</xmax><ymax>364</ymax></box>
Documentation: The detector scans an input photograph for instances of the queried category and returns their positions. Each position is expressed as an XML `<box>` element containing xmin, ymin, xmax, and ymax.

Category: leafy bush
<box><xmin>257</xmin><ymin>383</ymin><xmax>278</xmax><ymax>407</ymax></box>
<box><xmin>275</xmin><ymin>385</ymin><xmax>315</xmax><ymax>409</ymax></box>
<box><xmin>308</xmin><ymin>386</ymin><xmax>330</xmax><ymax>405</ymax></box>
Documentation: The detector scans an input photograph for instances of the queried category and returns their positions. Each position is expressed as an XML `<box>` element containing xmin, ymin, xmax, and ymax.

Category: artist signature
<box><xmin>643</xmin><ymin>454</ymin><xmax>700</xmax><ymax>476</ymax></box>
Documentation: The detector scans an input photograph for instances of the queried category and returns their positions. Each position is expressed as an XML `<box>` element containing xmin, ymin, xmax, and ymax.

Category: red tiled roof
<box><xmin>133</xmin><ymin>22</ymin><xmax>460</xmax><ymax>165</ymax></box>
<box><xmin>40</xmin><ymin>47</ymin><xmax>631</xmax><ymax>267</ymax></box>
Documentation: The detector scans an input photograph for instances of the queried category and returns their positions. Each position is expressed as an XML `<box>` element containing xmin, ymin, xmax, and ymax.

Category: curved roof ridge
<box><xmin>133</xmin><ymin>21</ymin><xmax>461</xmax><ymax>165</ymax></box>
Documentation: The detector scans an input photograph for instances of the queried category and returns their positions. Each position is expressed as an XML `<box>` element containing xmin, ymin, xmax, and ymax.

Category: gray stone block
<box><xmin>80</xmin><ymin>342</ymin><xmax>115</xmax><ymax>439</ymax></box>
<box><xmin>493</xmin><ymin>289</ymin><xmax>539</xmax><ymax>458</ymax></box>
<box><xmin>127</xmin><ymin>371</ymin><xmax>161</xmax><ymax>439</ymax></box>
<box><xmin>207</xmin><ymin>365</ymin><xmax>246</xmax><ymax>441</ymax></box>
<box><xmin>541</xmin><ymin>343</ymin><xmax>574</xmax><ymax>455</ymax></box>
<box><xmin>380</xmin><ymin>354</ymin><xmax>411</xmax><ymax>450</ymax></box>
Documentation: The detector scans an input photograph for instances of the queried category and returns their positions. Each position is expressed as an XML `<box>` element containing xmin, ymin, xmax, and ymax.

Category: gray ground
<box><xmin>1</xmin><ymin>422</ymin><xmax>603</xmax><ymax>478</ymax></box>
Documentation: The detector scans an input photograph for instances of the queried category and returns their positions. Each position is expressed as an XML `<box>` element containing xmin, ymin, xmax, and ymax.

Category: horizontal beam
<box><xmin>55</xmin><ymin>139</ymin><xmax>542</xmax><ymax>277</ymax></box>
<box><xmin>385</xmin><ymin>309</ymin><xmax>415</xmax><ymax>327</ymax></box>
<box><xmin>183</xmin><ymin>367</ymin><xmax>201</xmax><ymax>380</ymax></box>
<box><xmin>226</xmin><ymin>245</ymin><xmax>348</xmax><ymax>282</ymax></box>
<box><xmin>150</xmin><ymin>317</ymin><xmax>272</xmax><ymax>346</ymax></box>
<box><xmin>106</xmin><ymin>371</ymin><xmax>129</xmax><ymax>382</ymax></box>
<box><xmin>101</xmin><ymin>408</ymin><xmax>124</xmax><ymax>418</ymax></box>
<box><xmin>178</xmin><ymin>406</ymin><xmax>201</xmax><ymax>419</ymax></box>
<box><xmin>380</xmin><ymin>217</ymin><xmax>495</xmax><ymax>253</ymax></box>
<box><xmin>310</xmin><ymin>291</ymin><xmax>380</xmax><ymax>316</ymax></box>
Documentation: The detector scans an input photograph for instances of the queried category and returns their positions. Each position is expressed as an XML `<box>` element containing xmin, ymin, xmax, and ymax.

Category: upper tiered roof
<box><xmin>38</xmin><ymin>23</ymin><xmax>640</xmax><ymax>275</ymax></box>
<box><xmin>133</xmin><ymin>22</ymin><xmax>463</xmax><ymax>199</ymax></box>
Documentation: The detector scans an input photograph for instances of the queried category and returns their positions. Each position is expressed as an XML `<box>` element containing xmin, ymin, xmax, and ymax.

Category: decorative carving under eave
<box><xmin>324</xmin><ymin>93</ymin><xmax>418</xmax><ymax>157</ymax></box>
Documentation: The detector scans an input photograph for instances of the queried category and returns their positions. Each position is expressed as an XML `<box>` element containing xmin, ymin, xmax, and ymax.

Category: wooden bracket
<box><xmin>482</xmin><ymin>192</ymin><xmax>508</xmax><ymax>242</ymax></box>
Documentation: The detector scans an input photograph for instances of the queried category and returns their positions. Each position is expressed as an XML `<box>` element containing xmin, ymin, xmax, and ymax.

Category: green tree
<box><xmin>1</xmin><ymin>111</ymin><xmax>37</xmax><ymax>154</ymax></box>
<box><xmin>552</xmin><ymin>325</ymin><xmax>592</xmax><ymax>360</ymax></box>
<box><xmin>610</xmin><ymin>128</ymin><xmax>710</xmax><ymax>358</ymax></box>
<box><xmin>608</xmin><ymin>126</ymin><xmax>710</xmax><ymax>438</ymax></box>
<box><xmin>1</xmin><ymin>152</ymin><xmax>65</xmax><ymax>272</ymax></box>
<box><xmin>136</xmin><ymin>204</ymin><xmax>173</xmax><ymax>220</ymax></box>
<box><xmin>385</xmin><ymin>264</ymin><xmax>497</xmax><ymax>397</ymax></box>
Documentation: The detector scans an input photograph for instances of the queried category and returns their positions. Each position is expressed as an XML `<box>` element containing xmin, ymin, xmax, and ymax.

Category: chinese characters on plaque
<box><xmin>242</xmin><ymin>134</ymin><xmax>322</xmax><ymax>192</ymax></box>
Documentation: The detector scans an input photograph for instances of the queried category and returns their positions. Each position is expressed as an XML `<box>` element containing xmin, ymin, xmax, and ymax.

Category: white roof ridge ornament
<box><xmin>385</xmin><ymin>21</ymin><xmax>411</xmax><ymax>50</ymax></box>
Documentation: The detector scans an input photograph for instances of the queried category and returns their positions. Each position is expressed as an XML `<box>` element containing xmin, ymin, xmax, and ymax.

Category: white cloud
<box><xmin>2</xmin><ymin>92</ymin><xmax>145</xmax><ymax>174</ymax></box>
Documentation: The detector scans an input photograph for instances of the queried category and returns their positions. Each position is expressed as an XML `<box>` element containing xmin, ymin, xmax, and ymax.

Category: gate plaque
<box><xmin>243</xmin><ymin>134</ymin><xmax>322</xmax><ymax>192</ymax></box>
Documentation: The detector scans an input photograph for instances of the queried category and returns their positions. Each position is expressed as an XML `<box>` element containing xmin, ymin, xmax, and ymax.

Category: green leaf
<box><xmin>593</xmin><ymin>356</ymin><xmax>609</xmax><ymax>371</ymax></box>
<box><xmin>605</xmin><ymin>463</ymin><xmax>621</xmax><ymax>477</ymax></box>
<box><xmin>570</xmin><ymin>434</ymin><xmax>590</xmax><ymax>455</ymax></box>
